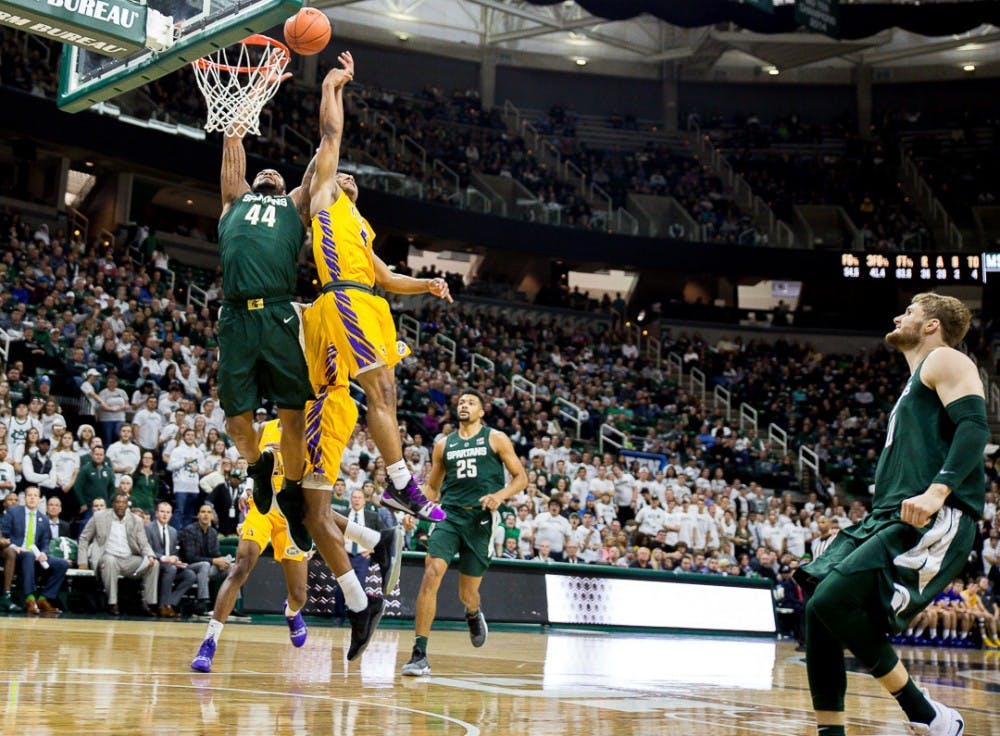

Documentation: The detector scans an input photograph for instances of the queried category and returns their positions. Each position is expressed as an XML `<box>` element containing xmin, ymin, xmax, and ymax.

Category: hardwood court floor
<box><xmin>1</xmin><ymin>616</ymin><xmax>999</xmax><ymax>735</ymax></box>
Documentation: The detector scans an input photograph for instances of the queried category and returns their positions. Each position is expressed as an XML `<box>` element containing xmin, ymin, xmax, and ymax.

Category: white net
<box><xmin>191</xmin><ymin>35</ymin><xmax>290</xmax><ymax>138</ymax></box>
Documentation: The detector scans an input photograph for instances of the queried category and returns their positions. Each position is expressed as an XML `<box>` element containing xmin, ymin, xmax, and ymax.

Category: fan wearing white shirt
<box><xmin>166</xmin><ymin>428</ymin><xmax>206</xmax><ymax>528</ymax></box>
<box><xmin>106</xmin><ymin>425</ymin><xmax>142</xmax><ymax>486</ymax></box>
<box><xmin>634</xmin><ymin>496</ymin><xmax>667</xmax><ymax>546</ymax></box>
<box><xmin>132</xmin><ymin>395</ymin><xmax>165</xmax><ymax>453</ymax></box>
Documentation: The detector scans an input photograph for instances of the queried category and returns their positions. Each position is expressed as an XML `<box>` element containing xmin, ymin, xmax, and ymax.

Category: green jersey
<box><xmin>874</xmin><ymin>360</ymin><xmax>985</xmax><ymax>517</ymax></box>
<box><xmin>218</xmin><ymin>192</ymin><xmax>304</xmax><ymax>300</ymax></box>
<box><xmin>440</xmin><ymin>425</ymin><xmax>506</xmax><ymax>509</ymax></box>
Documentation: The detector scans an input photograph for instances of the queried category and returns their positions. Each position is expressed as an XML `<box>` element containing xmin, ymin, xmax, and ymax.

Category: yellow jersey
<box><xmin>312</xmin><ymin>191</ymin><xmax>376</xmax><ymax>287</ymax></box>
<box><xmin>258</xmin><ymin>419</ymin><xmax>284</xmax><ymax>491</ymax></box>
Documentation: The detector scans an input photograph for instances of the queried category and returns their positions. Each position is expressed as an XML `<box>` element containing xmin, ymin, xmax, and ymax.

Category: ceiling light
<box><xmin>958</xmin><ymin>43</ymin><xmax>983</xmax><ymax>52</ymax></box>
<box><xmin>84</xmin><ymin>161</ymin><xmax>94</xmax><ymax>167</ymax></box>
<box><xmin>574</xmin><ymin>57</ymin><xmax>588</xmax><ymax>66</ymax></box>
<box><xmin>766</xmin><ymin>66</ymin><xmax>780</xmax><ymax>76</ymax></box>
<box><xmin>185</xmin><ymin>199</ymin><xmax>194</xmax><ymax>205</ymax></box>
<box><xmin>963</xmin><ymin>64</ymin><xmax>975</xmax><ymax>72</ymax></box>
<box><xmin>395</xmin><ymin>31</ymin><xmax>411</xmax><ymax>41</ymax></box>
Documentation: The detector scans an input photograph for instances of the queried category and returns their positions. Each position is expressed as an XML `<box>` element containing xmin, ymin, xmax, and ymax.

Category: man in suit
<box><xmin>78</xmin><ymin>491</ymin><xmax>159</xmax><ymax>616</ymax></box>
<box><xmin>145</xmin><ymin>501</ymin><xmax>197</xmax><ymax>618</ymax></box>
<box><xmin>45</xmin><ymin>496</ymin><xmax>71</xmax><ymax>542</ymax></box>
<box><xmin>179</xmin><ymin>503</ymin><xmax>231</xmax><ymax>615</ymax></box>
<box><xmin>0</xmin><ymin>485</ymin><xmax>68</xmax><ymax>613</ymax></box>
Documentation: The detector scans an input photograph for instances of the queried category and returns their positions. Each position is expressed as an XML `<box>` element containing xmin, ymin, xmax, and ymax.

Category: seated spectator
<box><xmin>78</xmin><ymin>491</ymin><xmax>159</xmax><ymax>616</ymax></box>
<box><xmin>145</xmin><ymin>501</ymin><xmax>196</xmax><ymax>618</ymax></box>
<box><xmin>0</xmin><ymin>485</ymin><xmax>68</xmax><ymax>613</ymax></box>
<box><xmin>179</xmin><ymin>503</ymin><xmax>231</xmax><ymax>615</ymax></box>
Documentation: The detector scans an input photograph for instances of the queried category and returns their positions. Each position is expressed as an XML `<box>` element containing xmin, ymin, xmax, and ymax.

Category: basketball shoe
<box><xmin>248</xmin><ymin>449</ymin><xmax>275</xmax><ymax>511</ymax></box>
<box><xmin>381</xmin><ymin>477</ymin><xmax>447</xmax><ymax>523</ymax></box>
<box><xmin>190</xmin><ymin>638</ymin><xmax>217</xmax><ymax>673</ymax></box>
<box><xmin>905</xmin><ymin>694</ymin><xmax>964</xmax><ymax>735</ymax></box>
<box><xmin>466</xmin><ymin>608</ymin><xmax>488</xmax><ymax>648</ymax></box>
<box><xmin>401</xmin><ymin>646</ymin><xmax>431</xmax><ymax>676</ymax></box>
<box><xmin>285</xmin><ymin>600</ymin><xmax>307</xmax><ymax>647</ymax></box>
<box><xmin>371</xmin><ymin>526</ymin><xmax>404</xmax><ymax>595</ymax></box>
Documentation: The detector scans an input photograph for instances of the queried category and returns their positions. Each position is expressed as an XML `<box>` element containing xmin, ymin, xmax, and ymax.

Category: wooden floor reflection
<box><xmin>2</xmin><ymin>616</ymin><xmax>999</xmax><ymax>735</ymax></box>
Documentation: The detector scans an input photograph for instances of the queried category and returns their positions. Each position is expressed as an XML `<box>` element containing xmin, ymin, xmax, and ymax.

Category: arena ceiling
<box><xmin>311</xmin><ymin>0</ymin><xmax>1000</xmax><ymax>81</ymax></box>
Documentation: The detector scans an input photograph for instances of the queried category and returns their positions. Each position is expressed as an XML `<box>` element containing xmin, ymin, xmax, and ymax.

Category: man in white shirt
<box><xmin>106</xmin><ymin>425</ymin><xmax>142</xmax><ymax>486</ymax></box>
<box><xmin>157</xmin><ymin>383</ymin><xmax>183</xmax><ymax>419</ymax></box>
<box><xmin>132</xmin><ymin>395</ymin><xmax>165</xmax><ymax>454</ymax></box>
<box><xmin>515</xmin><ymin>504</ymin><xmax>536</xmax><ymax>559</ymax></box>
<box><xmin>573</xmin><ymin>511</ymin><xmax>602</xmax><ymax>563</ymax></box>
<box><xmin>97</xmin><ymin>373</ymin><xmax>130</xmax><ymax>447</ymax></box>
<box><xmin>634</xmin><ymin>495</ymin><xmax>668</xmax><ymax>546</ymax></box>
<box><xmin>761</xmin><ymin>511</ymin><xmax>786</xmax><ymax>556</ymax></box>
<box><xmin>343</xmin><ymin>463</ymin><xmax>366</xmax><ymax>495</ymax></box>
<box><xmin>569</xmin><ymin>467</ymin><xmax>591</xmax><ymax>505</ymax></box>
<box><xmin>6</xmin><ymin>402</ymin><xmax>42</xmax><ymax>455</ymax></box>
<box><xmin>533</xmin><ymin>499</ymin><xmax>573</xmax><ymax>561</ymax></box>
<box><xmin>0</xmin><ymin>444</ymin><xmax>16</xmax><ymax>501</ymax></box>
<box><xmin>79</xmin><ymin>369</ymin><xmax>104</xmax><ymax>424</ymax></box>
<box><xmin>21</xmin><ymin>437</ymin><xmax>59</xmax><ymax>496</ymax></box>
<box><xmin>611</xmin><ymin>465</ymin><xmax>637</xmax><ymax>522</ymax></box>
<box><xmin>588</xmin><ymin>465</ymin><xmax>614</xmax><ymax>502</ymax></box>
<box><xmin>166</xmin><ymin>428</ymin><xmax>205</xmax><ymax>528</ymax></box>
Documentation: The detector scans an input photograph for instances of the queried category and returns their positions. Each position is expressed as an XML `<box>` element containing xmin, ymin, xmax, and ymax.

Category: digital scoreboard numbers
<box><xmin>840</xmin><ymin>252</ymin><xmax>983</xmax><ymax>284</ymax></box>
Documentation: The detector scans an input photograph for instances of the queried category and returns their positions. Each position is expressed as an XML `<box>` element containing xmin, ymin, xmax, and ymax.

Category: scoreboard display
<box><xmin>840</xmin><ymin>252</ymin><xmax>985</xmax><ymax>284</ymax></box>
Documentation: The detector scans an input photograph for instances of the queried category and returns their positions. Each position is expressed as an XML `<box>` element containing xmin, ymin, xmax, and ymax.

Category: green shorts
<box><xmin>427</xmin><ymin>507</ymin><xmax>497</xmax><ymax>577</ymax></box>
<box><xmin>801</xmin><ymin>506</ymin><xmax>975</xmax><ymax>633</ymax></box>
<box><xmin>217</xmin><ymin>299</ymin><xmax>314</xmax><ymax>416</ymax></box>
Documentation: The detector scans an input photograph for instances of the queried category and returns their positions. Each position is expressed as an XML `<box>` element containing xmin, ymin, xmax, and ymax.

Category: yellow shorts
<box><xmin>240</xmin><ymin>499</ymin><xmax>306</xmax><ymax>562</ymax></box>
<box><xmin>307</xmin><ymin>289</ymin><xmax>411</xmax><ymax>377</ymax></box>
<box><xmin>304</xmin><ymin>384</ymin><xmax>357</xmax><ymax>487</ymax></box>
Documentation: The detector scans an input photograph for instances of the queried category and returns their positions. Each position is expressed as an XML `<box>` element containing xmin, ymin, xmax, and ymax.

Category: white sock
<box><xmin>206</xmin><ymin>618</ymin><xmax>224</xmax><ymax>643</ymax></box>
<box><xmin>947</xmin><ymin>628</ymin><xmax>956</xmax><ymax>638</ymax></box>
<box><xmin>387</xmin><ymin>460</ymin><xmax>410</xmax><ymax>490</ymax></box>
<box><xmin>914</xmin><ymin>626</ymin><xmax>925</xmax><ymax>638</ymax></box>
<box><xmin>906</xmin><ymin>628</ymin><xmax>914</xmax><ymax>636</ymax></box>
<box><xmin>338</xmin><ymin>570</ymin><xmax>368</xmax><ymax>612</ymax></box>
<box><xmin>285</xmin><ymin>602</ymin><xmax>299</xmax><ymax>618</ymax></box>
<box><xmin>345</xmin><ymin>520</ymin><xmax>381</xmax><ymax>550</ymax></box>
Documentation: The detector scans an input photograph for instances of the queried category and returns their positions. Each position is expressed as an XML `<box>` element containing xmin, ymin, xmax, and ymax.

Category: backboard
<box><xmin>58</xmin><ymin>0</ymin><xmax>301</xmax><ymax>113</ymax></box>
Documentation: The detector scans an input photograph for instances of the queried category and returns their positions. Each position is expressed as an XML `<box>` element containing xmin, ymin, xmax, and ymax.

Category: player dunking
<box><xmin>402</xmin><ymin>390</ymin><xmax>526</xmax><ymax>676</ymax></box>
<box><xmin>303</xmin><ymin>50</ymin><xmax>450</xmax><ymax>527</ymax></box>
<box><xmin>191</xmin><ymin>413</ymin><xmax>402</xmax><ymax>672</ymax></box>
<box><xmin>796</xmin><ymin>293</ymin><xmax>988</xmax><ymax>736</ymax></box>
<box><xmin>215</xmin><ymin>86</ymin><xmax>315</xmax><ymax>543</ymax></box>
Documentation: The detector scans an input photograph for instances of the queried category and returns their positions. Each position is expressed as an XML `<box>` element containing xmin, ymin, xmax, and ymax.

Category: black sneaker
<box><xmin>248</xmin><ymin>450</ymin><xmax>275</xmax><ymax>512</ymax></box>
<box><xmin>371</xmin><ymin>526</ymin><xmax>404</xmax><ymax>595</ymax></box>
<box><xmin>276</xmin><ymin>479</ymin><xmax>312</xmax><ymax>552</ymax></box>
<box><xmin>401</xmin><ymin>646</ymin><xmax>431</xmax><ymax>676</ymax></box>
<box><xmin>466</xmin><ymin>608</ymin><xmax>488</xmax><ymax>648</ymax></box>
<box><xmin>346</xmin><ymin>595</ymin><xmax>385</xmax><ymax>661</ymax></box>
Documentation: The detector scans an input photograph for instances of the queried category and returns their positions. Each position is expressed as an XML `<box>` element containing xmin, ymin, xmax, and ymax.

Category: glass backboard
<box><xmin>58</xmin><ymin>0</ymin><xmax>300</xmax><ymax>113</ymax></box>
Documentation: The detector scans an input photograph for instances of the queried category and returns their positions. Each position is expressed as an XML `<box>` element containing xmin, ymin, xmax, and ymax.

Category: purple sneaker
<box><xmin>381</xmin><ymin>477</ymin><xmax>447</xmax><ymax>523</ymax></box>
<box><xmin>285</xmin><ymin>600</ymin><xmax>307</xmax><ymax>648</ymax></box>
<box><xmin>191</xmin><ymin>638</ymin><xmax>216</xmax><ymax>673</ymax></box>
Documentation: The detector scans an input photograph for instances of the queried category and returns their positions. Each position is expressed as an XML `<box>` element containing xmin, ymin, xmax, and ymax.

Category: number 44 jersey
<box><xmin>218</xmin><ymin>192</ymin><xmax>304</xmax><ymax>300</ymax></box>
<box><xmin>441</xmin><ymin>426</ymin><xmax>506</xmax><ymax>509</ymax></box>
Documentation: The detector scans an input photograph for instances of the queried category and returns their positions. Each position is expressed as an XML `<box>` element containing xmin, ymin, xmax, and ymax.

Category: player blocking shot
<box><xmin>795</xmin><ymin>293</ymin><xmax>988</xmax><ymax>736</ymax></box>
<box><xmin>402</xmin><ymin>390</ymin><xmax>527</xmax><ymax>676</ymax></box>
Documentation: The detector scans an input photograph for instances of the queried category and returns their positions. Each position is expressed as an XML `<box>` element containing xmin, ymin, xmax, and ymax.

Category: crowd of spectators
<box><xmin>703</xmin><ymin>112</ymin><xmax>933</xmax><ymax>251</ymax></box>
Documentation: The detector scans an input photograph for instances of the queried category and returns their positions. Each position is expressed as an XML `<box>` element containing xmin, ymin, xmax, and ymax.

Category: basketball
<box><xmin>284</xmin><ymin>8</ymin><xmax>331</xmax><ymax>56</ymax></box>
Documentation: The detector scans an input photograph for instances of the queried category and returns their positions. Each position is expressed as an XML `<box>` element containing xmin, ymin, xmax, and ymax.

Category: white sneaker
<box><xmin>905</xmin><ymin>697</ymin><xmax>964</xmax><ymax>736</ymax></box>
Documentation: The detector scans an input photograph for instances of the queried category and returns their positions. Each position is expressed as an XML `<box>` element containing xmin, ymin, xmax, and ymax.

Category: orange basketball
<box><xmin>283</xmin><ymin>8</ymin><xmax>331</xmax><ymax>56</ymax></box>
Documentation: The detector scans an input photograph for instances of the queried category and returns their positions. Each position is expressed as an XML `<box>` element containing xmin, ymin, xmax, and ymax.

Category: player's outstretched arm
<box><xmin>373</xmin><ymin>253</ymin><xmax>454</xmax><ymax>302</ymax></box>
<box><xmin>290</xmin><ymin>153</ymin><xmax>319</xmax><ymax>225</ymax></box>
<box><xmin>221</xmin><ymin>135</ymin><xmax>250</xmax><ymax>216</ymax></box>
<box><xmin>422</xmin><ymin>438</ymin><xmax>447</xmax><ymax>503</ymax></box>
<box><xmin>309</xmin><ymin>51</ymin><xmax>353</xmax><ymax>218</ymax></box>
<box><xmin>901</xmin><ymin>346</ymin><xmax>988</xmax><ymax>528</ymax></box>
<box><xmin>480</xmin><ymin>431</ymin><xmax>528</xmax><ymax>511</ymax></box>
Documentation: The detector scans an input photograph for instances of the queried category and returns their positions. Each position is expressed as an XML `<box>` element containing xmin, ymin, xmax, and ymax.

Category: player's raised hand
<box><xmin>428</xmin><ymin>277</ymin><xmax>453</xmax><ymax>303</ymax></box>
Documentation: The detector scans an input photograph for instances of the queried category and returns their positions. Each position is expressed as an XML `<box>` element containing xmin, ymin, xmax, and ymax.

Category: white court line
<box><xmin>28</xmin><ymin>677</ymin><xmax>481</xmax><ymax>736</ymax></box>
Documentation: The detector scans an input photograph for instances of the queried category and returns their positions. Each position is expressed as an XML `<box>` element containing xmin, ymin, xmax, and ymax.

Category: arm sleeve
<box><xmin>932</xmin><ymin>395</ymin><xmax>989</xmax><ymax>506</ymax></box>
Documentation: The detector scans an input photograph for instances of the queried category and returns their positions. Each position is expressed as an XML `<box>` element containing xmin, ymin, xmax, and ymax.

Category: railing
<box><xmin>69</xmin><ymin>207</ymin><xmax>89</xmax><ymax>245</ymax></box>
<box><xmin>645</xmin><ymin>335</ymin><xmax>662</xmax><ymax>369</ymax></box>
<box><xmin>187</xmin><ymin>283</ymin><xmax>208</xmax><ymax>309</ymax></box>
<box><xmin>432</xmin><ymin>158</ymin><xmax>463</xmax><ymax>205</ymax></box>
<box><xmin>768</xmin><ymin>423</ymin><xmax>788</xmax><ymax>456</ymax></box>
<box><xmin>615</xmin><ymin>207</ymin><xmax>640</xmax><ymax>236</ymax></box>
<box><xmin>280</xmin><ymin>124</ymin><xmax>312</xmax><ymax>157</ymax></box>
<box><xmin>739</xmin><ymin>403</ymin><xmax>758</xmax><ymax>434</ymax></box>
<box><xmin>667</xmin><ymin>352</ymin><xmax>683</xmax><ymax>380</ymax></box>
<box><xmin>470</xmin><ymin>353</ymin><xmax>495</xmax><ymax>378</ymax></box>
<box><xmin>900</xmin><ymin>149</ymin><xmax>963</xmax><ymax>250</ymax></box>
<box><xmin>433</xmin><ymin>333</ymin><xmax>456</xmax><ymax>363</ymax></box>
<box><xmin>713</xmin><ymin>385</ymin><xmax>732</xmax><ymax>420</ymax></box>
<box><xmin>373</xmin><ymin>112</ymin><xmax>397</xmax><ymax>147</ymax></box>
<box><xmin>466</xmin><ymin>188</ymin><xmax>492</xmax><ymax>214</ymax></box>
<box><xmin>799</xmin><ymin>444</ymin><xmax>819</xmax><ymax>477</ymax></box>
<box><xmin>511</xmin><ymin>374</ymin><xmax>537</xmax><ymax>403</ymax></box>
<box><xmin>590</xmin><ymin>182</ymin><xmax>613</xmax><ymax>223</ymax></box>
<box><xmin>689</xmin><ymin>367</ymin><xmax>706</xmax><ymax>405</ymax></box>
<box><xmin>398</xmin><ymin>314</ymin><xmax>421</xmax><ymax>347</ymax></box>
<box><xmin>599</xmin><ymin>422</ymin><xmax>628</xmax><ymax>455</ymax></box>
<box><xmin>555</xmin><ymin>397</ymin><xmax>584</xmax><ymax>439</ymax></box>
<box><xmin>565</xmin><ymin>160</ymin><xmax>587</xmax><ymax>197</ymax></box>
<box><xmin>400</xmin><ymin>135</ymin><xmax>427</xmax><ymax>174</ymax></box>
<box><xmin>471</xmin><ymin>175</ymin><xmax>508</xmax><ymax>217</ymax></box>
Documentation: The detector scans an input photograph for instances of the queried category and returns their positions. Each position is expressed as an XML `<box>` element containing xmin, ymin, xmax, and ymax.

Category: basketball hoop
<box><xmin>192</xmin><ymin>34</ymin><xmax>290</xmax><ymax>138</ymax></box>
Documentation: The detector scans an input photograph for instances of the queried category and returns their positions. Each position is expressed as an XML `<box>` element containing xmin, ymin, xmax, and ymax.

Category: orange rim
<box><xmin>193</xmin><ymin>34</ymin><xmax>290</xmax><ymax>73</ymax></box>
